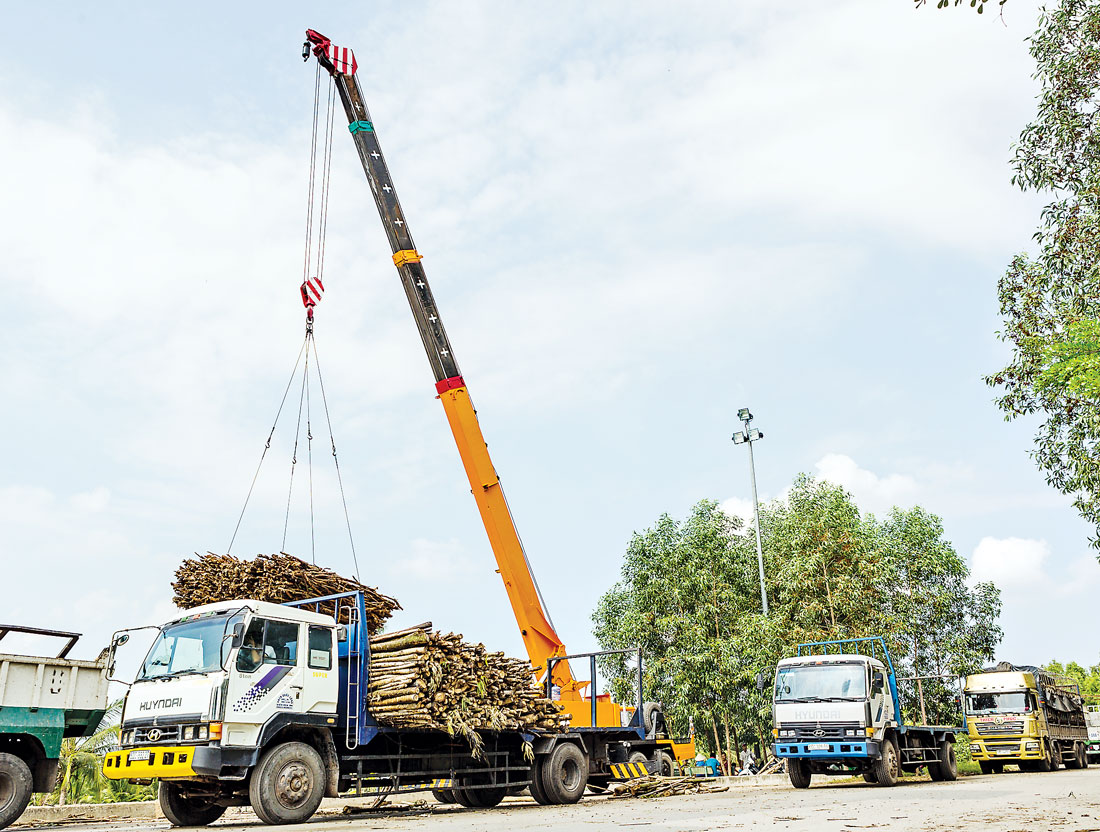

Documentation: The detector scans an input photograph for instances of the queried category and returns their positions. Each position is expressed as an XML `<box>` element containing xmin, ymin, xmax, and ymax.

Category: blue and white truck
<box><xmin>771</xmin><ymin>638</ymin><xmax>961</xmax><ymax>788</ymax></box>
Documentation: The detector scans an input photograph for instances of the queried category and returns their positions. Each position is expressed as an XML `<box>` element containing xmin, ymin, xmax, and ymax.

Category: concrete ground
<box><xmin>15</xmin><ymin>768</ymin><xmax>1100</xmax><ymax>832</ymax></box>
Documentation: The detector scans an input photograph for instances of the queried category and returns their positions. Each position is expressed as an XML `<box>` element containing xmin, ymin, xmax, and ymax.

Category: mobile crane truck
<box><xmin>772</xmin><ymin>638</ymin><xmax>960</xmax><ymax>788</ymax></box>
<box><xmin>297</xmin><ymin>29</ymin><xmax>691</xmax><ymax>778</ymax></box>
<box><xmin>964</xmin><ymin>663</ymin><xmax>1088</xmax><ymax>772</ymax></box>
<box><xmin>102</xmin><ymin>29</ymin><xmax>689</xmax><ymax>824</ymax></box>
<box><xmin>0</xmin><ymin>625</ymin><xmax>119</xmax><ymax>829</ymax></box>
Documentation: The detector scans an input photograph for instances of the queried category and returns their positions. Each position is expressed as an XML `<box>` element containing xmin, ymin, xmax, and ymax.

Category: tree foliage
<box><xmin>913</xmin><ymin>0</ymin><xmax>1008</xmax><ymax>13</ymax></box>
<box><xmin>592</xmin><ymin>477</ymin><xmax>1002</xmax><ymax>759</ymax></box>
<box><xmin>987</xmin><ymin>0</ymin><xmax>1100</xmax><ymax>550</ymax></box>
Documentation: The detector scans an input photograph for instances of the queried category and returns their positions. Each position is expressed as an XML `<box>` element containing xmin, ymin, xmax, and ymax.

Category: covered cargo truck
<box><xmin>964</xmin><ymin>663</ymin><xmax>1088</xmax><ymax>772</ymax></box>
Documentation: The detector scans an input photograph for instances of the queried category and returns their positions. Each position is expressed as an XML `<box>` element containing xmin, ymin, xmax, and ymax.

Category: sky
<box><xmin>2</xmin><ymin>1</ymin><xmax>1096</xmax><ymax>687</ymax></box>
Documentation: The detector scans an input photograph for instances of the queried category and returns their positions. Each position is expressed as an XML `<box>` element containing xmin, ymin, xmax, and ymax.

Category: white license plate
<box><xmin>807</xmin><ymin>743</ymin><xmax>830</xmax><ymax>751</ymax></box>
<box><xmin>128</xmin><ymin>750</ymin><xmax>151</xmax><ymax>762</ymax></box>
<box><xmin>996</xmin><ymin>750</ymin><xmax>1016</xmax><ymax>755</ymax></box>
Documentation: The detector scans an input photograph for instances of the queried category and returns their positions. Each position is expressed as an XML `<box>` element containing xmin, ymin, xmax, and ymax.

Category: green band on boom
<box><xmin>349</xmin><ymin>120</ymin><xmax>374</xmax><ymax>134</ymax></box>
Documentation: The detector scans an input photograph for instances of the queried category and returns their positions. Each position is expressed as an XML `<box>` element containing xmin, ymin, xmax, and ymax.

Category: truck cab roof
<box><xmin>778</xmin><ymin>653</ymin><xmax>886</xmax><ymax>671</ymax></box>
<box><xmin>167</xmin><ymin>600</ymin><xmax>335</xmax><ymax>628</ymax></box>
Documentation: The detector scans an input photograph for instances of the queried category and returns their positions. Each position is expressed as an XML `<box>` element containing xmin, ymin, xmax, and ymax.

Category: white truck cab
<box><xmin>105</xmin><ymin>600</ymin><xmax>341</xmax><ymax>821</ymax></box>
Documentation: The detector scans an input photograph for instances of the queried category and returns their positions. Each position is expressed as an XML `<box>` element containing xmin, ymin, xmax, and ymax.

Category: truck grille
<box><xmin>133</xmin><ymin>724</ymin><xmax>182</xmax><ymax>744</ymax></box>
<box><xmin>780</xmin><ymin>722</ymin><xmax>861</xmax><ymax>740</ymax></box>
<box><xmin>974</xmin><ymin>720</ymin><xmax>1024</xmax><ymax>735</ymax></box>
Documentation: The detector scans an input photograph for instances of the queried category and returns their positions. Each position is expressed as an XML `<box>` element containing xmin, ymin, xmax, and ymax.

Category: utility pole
<box><xmin>732</xmin><ymin>408</ymin><xmax>768</xmax><ymax>616</ymax></box>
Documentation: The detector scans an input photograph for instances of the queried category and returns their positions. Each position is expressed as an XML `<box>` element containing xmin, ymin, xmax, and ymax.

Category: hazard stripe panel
<box><xmin>609</xmin><ymin>762</ymin><xmax>651</xmax><ymax>779</ymax></box>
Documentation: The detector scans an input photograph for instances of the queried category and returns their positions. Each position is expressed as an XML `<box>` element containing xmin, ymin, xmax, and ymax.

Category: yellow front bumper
<box><xmin>969</xmin><ymin>739</ymin><xmax>1042</xmax><ymax>761</ymax></box>
<box><xmin>103</xmin><ymin>746</ymin><xmax>198</xmax><ymax>780</ymax></box>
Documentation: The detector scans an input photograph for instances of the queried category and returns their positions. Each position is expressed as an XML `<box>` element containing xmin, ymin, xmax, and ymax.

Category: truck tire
<box><xmin>1035</xmin><ymin>740</ymin><xmax>1056</xmax><ymax>773</ymax></box>
<box><xmin>529</xmin><ymin>759</ymin><xmax>552</xmax><ymax>805</ymax></box>
<box><xmin>0</xmin><ymin>753</ymin><xmax>34</xmax><ymax>831</ymax></box>
<box><xmin>431</xmin><ymin>789</ymin><xmax>456</xmax><ymax>803</ymax></box>
<box><xmin>459</xmin><ymin>773</ymin><xmax>506</xmax><ymax>808</ymax></box>
<box><xmin>928</xmin><ymin>740</ymin><xmax>957</xmax><ymax>782</ymax></box>
<box><xmin>539</xmin><ymin>743</ymin><xmax>588</xmax><ymax>804</ymax></box>
<box><xmin>451</xmin><ymin>788</ymin><xmax>475</xmax><ymax>808</ymax></box>
<box><xmin>873</xmin><ymin>736</ymin><xmax>900</xmax><ymax>787</ymax></box>
<box><xmin>788</xmin><ymin>759</ymin><xmax>811</xmax><ymax>789</ymax></box>
<box><xmin>159</xmin><ymin>782</ymin><xmax>227</xmax><ymax>827</ymax></box>
<box><xmin>642</xmin><ymin>703</ymin><xmax>663</xmax><ymax>737</ymax></box>
<box><xmin>248</xmin><ymin>741</ymin><xmax>325</xmax><ymax>825</ymax></box>
<box><xmin>654</xmin><ymin>750</ymin><xmax>675</xmax><ymax>777</ymax></box>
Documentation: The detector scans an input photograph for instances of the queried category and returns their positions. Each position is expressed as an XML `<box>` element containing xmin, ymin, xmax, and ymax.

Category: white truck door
<box><xmin>224</xmin><ymin>617</ymin><xmax>305</xmax><ymax>744</ymax></box>
<box><xmin>300</xmin><ymin>625</ymin><xmax>339</xmax><ymax>715</ymax></box>
<box><xmin>870</xmin><ymin>670</ymin><xmax>889</xmax><ymax>728</ymax></box>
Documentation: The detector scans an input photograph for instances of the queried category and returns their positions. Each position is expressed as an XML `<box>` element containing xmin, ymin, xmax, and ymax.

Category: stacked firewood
<box><xmin>367</xmin><ymin>623</ymin><xmax>567</xmax><ymax>737</ymax></box>
<box><xmin>172</xmin><ymin>553</ymin><xmax>400</xmax><ymax>634</ymax></box>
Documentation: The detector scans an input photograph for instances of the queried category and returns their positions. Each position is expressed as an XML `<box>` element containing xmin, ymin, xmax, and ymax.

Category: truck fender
<box><xmin>0</xmin><ymin>734</ymin><xmax>51</xmax><ymax>792</ymax></box>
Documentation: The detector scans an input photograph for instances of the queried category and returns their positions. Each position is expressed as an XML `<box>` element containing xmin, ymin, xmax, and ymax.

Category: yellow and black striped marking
<box><xmin>610</xmin><ymin>762</ymin><xmax>652</xmax><ymax>779</ymax></box>
<box><xmin>429</xmin><ymin>779</ymin><xmax>453</xmax><ymax>789</ymax></box>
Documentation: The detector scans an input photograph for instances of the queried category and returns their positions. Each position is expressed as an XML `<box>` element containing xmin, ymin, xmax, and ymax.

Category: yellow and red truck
<box><xmin>964</xmin><ymin>663</ymin><xmax>1088</xmax><ymax>772</ymax></box>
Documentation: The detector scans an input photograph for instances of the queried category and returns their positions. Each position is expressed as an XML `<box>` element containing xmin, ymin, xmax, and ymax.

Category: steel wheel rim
<box><xmin>887</xmin><ymin>744</ymin><xmax>898</xmax><ymax>778</ymax></box>
<box><xmin>559</xmin><ymin>759</ymin><xmax>580</xmax><ymax>791</ymax></box>
<box><xmin>0</xmin><ymin>771</ymin><xmax>13</xmax><ymax>811</ymax></box>
<box><xmin>275</xmin><ymin>760</ymin><xmax>313</xmax><ymax>809</ymax></box>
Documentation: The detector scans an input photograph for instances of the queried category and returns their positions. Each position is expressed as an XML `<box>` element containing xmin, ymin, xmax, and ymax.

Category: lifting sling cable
<box><xmin>227</xmin><ymin>66</ymin><xmax>361</xmax><ymax>582</ymax></box>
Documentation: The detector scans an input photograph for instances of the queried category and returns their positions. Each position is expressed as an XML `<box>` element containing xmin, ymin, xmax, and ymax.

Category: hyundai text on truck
<box><xmin>772</xmin><ymin>638</ymin><xmax>960</xmax><ymax>788</ymax></box>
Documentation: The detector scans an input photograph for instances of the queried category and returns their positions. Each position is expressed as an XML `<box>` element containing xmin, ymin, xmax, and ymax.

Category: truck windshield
<box><xmin>138</xmin><ymin>612</ymin><xmax>243</xmax><ymax>681</ymax></box>
<box><xmin>966</xmin><ymin>691</ymin><xmax>1032</xmax><ymax>714</ymax></box>
<box><xmin>775</xmin><ymin>663</ymin><xmax>867</xmax><ymax>702</ymax></box>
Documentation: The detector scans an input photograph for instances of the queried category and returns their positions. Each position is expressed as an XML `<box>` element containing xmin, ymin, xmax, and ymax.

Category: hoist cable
<box><xmin>281</xmin><ymin>349</ymin><xmax>311</xmax><ymax>551</ymax></box>
<box><xmin>315</xmin><ymin>78</ymin><xmax>337</xmax><ymax>284</ymax></box>
<box><xmin>304</xmin><ymin>337</ymin><xmax>316</xmax><ymax>565</ymax></box>
<box><xmin>227</xmin><ymin>335</ymin><xmax>309</xmax><ymax>553</ymax></box>
<box><xmin>310</xmin><ymin>335</ymin><xmax>362</xmax><ymax>582</ymax></box>
<box><xmin>302</xmin><ymin>63</ymin><xmax>322</xmax><ymax>284</ymax></box>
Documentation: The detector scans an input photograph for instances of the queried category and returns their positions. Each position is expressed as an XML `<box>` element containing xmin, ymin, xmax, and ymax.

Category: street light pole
<box><xmin>732</xmin><ymin>408</ymin><xmax>768</xmax><ymax>616</ymax></box>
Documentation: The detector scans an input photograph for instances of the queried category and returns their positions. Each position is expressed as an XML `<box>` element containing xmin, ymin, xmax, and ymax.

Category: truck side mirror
<box><xmin>113</xmin><ymin>633</ymin><xmax>130</xmax><ymax>647</ymax></box>
<box><xmin>231</xmin><ymin>623</ymin><xmax>246</xmax><ymax>648</ymax></box>
<box><xmin>755</xmin><ymin>672</ymin><xmax>768</xmax><ymax>693</ymax></box>
<box><xmin>872</xmin><ymin>672</ymin><xmax>885</xmax><ymax>693</ymax></box>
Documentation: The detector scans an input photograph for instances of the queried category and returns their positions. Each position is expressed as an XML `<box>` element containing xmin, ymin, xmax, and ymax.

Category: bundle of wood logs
<box><xmin>172</xmin><ymin>553</ymin><xmax>400</xmax><ymax>635</ymax></box>
<box><xmin>608</xmin><ymin>776</ymin><xmax>729</xmax><ymax>799</ymax></box>
<box><xmin>367</xmin><ymin>623</ymin><xmax>567</xmax><ymax>738</ymax></box>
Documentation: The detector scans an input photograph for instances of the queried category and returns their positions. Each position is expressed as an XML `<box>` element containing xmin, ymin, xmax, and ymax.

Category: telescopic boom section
<box><xmin>304</xmin><ymin>30</ymin><xmax>578</xmax><ymax>696</ymax></box>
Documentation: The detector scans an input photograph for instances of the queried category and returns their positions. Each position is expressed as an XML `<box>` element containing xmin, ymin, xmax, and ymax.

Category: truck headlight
<box><xmin>183</xmin><ymin>726</ymin><xmax>194</xmax><ymax>740</ymax></box>
<box><xmin>1026</xmin><ymin>742</ymin><xmax>1039</xmax><ymax>750</ymax></box>
<box><xmin>780</xmin><ymin>730</ymin><xmax>795</xmax><ymax>738</ymax></box>
<box><xmin>971</xmin><ymin>744</ymin><xmax>981</xmax><ymax>753</ymax></box>
<box><xmin>197</xmin><ymin>725</ymin><xmax>208</xmax><ymax>740</ymax></box>
<box><xmin>846</xmin><ymin>729</ymin><xmax>859</xmax><ymax>737</ymax></box>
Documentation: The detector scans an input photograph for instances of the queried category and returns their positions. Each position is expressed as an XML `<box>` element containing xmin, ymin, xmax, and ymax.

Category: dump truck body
<box><xmin>0</xmin><ymin>627</ymin><xmax>112</xmax><ymax>829</ymax></box>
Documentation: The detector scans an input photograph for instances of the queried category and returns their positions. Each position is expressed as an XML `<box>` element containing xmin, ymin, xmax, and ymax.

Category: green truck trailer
<box><xmin>0</xmin><ymin>625</ymin><xmax>116</xmax><ymax>829</ymax></box>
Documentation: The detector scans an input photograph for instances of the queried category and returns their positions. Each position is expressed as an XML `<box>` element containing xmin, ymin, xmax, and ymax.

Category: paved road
<box><xmin>19</xmin><ymin>769</ymin><xmax>1100</xmax><ymax>832</ymax></box>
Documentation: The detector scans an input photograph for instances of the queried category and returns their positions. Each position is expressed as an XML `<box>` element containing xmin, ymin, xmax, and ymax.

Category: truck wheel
<box><xmin>978</xmin><ymin>761</ymin><xmax>997</xmax><ymax>775</ymax></box>
<box><xmin>873</xmin><ymin>737</ymin><xmax>900</xmax><ymax>786</ymax></box>
<box><xmin>539</xmin><ymin>743</ymin><xmax>588</xmax><ymax>804</ymax></box>
<box><xmin>431</xmin><ymin>789</ymin><xmax>456</xmax><ymax>804</ymax></box>
<box><xmin>627</xmin><ymin>751</ymin><xmax>649</xmax><ymax>774</ymax></box>
<box><xmin>642</xmin><ymin>702</ymin><xmax>663</xmax><ymax>736</ymax></box>
<box><xmin>0</xmin><ymin>753</ymin><xmax>34</xmax><ymax>831</ymax></box>
<box><xmin>459</xmin><ymin>773</ymin><xmax>506</xmax><ymax>808</ymax></box>
<box><xmin>248</xmin><ymin>741</ymin><xmax>325</xmax><ymax>825</ymax></box>
<box><xmin>1035</xmin><ymin>741</ymin><xmax>1055</xmax><ymax>773</ymax></box>
<box><xmin>788</xmin><ymin>759</ymin><xmax>811</xmax><ymax>789</ymax></box>
<box><xmin>159</xmin><ymin>782</ymin><xmax>226</xmax><ymax>827</ymax></box>
<box><xmin>654</xmin><ymin>751</ymin><xmax>675</xmax><ymax>777</ymax></box>
<box><xmin>929</xmin><ymin>740</ymin><xmax>957</xmax><ymax>782</ymax></box>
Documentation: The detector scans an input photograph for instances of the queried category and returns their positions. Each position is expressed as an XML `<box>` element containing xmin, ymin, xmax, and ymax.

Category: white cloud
<box><xmin>393</xmin><ymin>538</ymin><xmax>476</xmax><ymax>582</ymax></box>
<box><xmin>719</xmin><ymin>497</ymin><xmax>756</xmax><ymax>523</ymax></box>
<box><xmin>814</xmin><ymin>453</ymin><xmax>919</xmax><ymax>515</ymax></box>
<box><xmin>971</xmin><ymin>536</ymin><xmax>1050</xmax><ymax>588</ymax></box>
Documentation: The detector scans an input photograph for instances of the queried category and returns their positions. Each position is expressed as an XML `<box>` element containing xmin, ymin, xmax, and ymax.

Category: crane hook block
<box><xmin>301</xmin><ymin>277</ymin><xmax>325</xmax><ymax>308</ymax></box>
<box><xmin>392</xmin><ymin>249</ymin><xmax>423</xmax><ymax>268</ymax></box>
